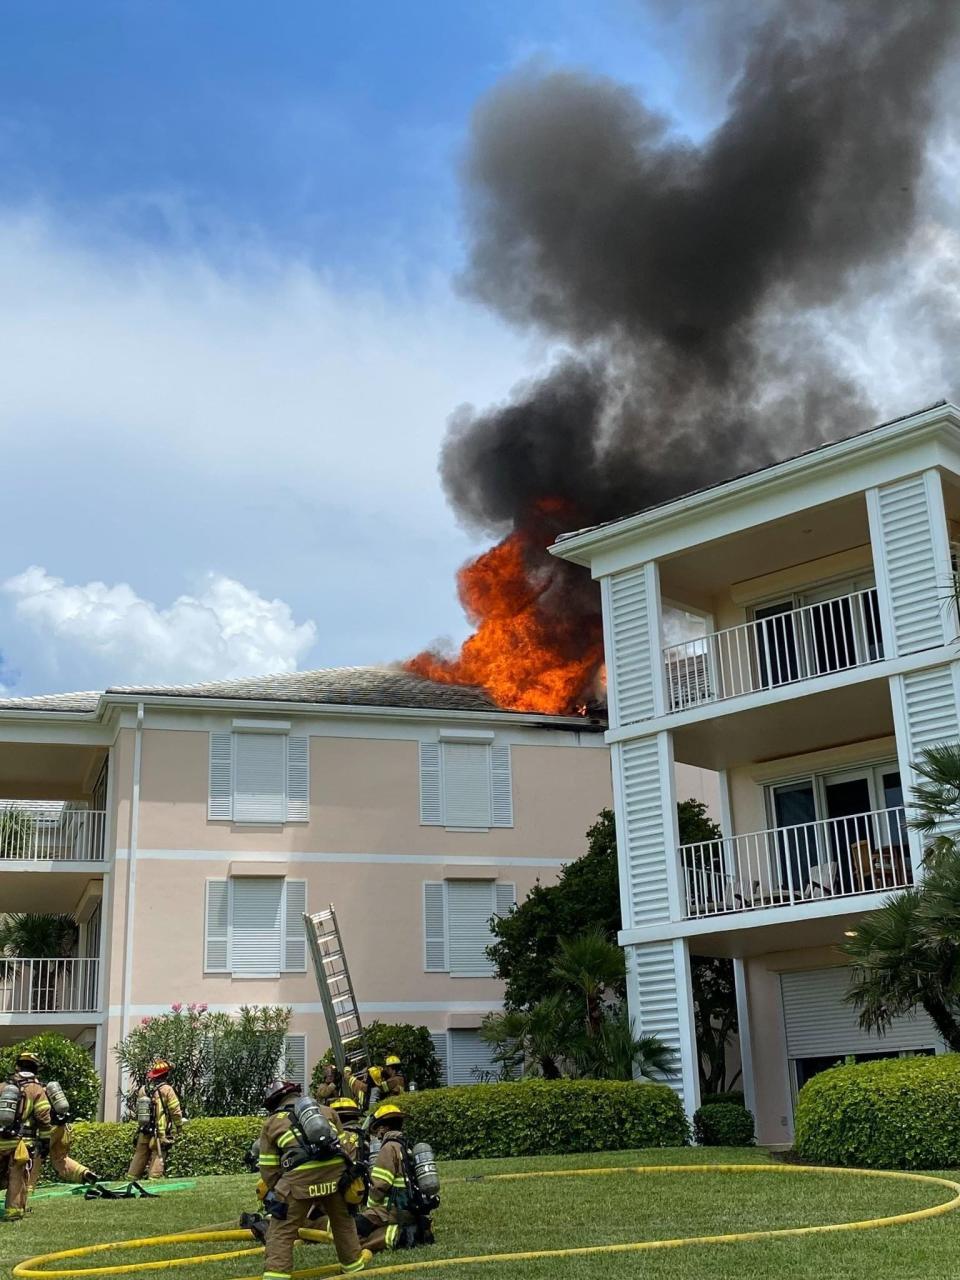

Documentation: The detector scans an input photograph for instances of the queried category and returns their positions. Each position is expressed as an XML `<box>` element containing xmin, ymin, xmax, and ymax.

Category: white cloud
<box><xmin>3</xmin><ymin>566</ymin><xmax>317</xmax><ymax>685</ymax></box>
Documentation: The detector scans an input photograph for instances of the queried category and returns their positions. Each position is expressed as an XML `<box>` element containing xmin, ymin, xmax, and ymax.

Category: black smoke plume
<box><xmin>442</xmin><ymin>2</ymin><xmax>957</xmax><ymax>536</ymax></box>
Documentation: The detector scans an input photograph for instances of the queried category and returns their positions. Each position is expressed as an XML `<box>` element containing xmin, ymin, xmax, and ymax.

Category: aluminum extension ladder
<box><xmin>304</xmin><ymin>904</ymin><xmax>369</xmax><ymax>1074</ymax></box>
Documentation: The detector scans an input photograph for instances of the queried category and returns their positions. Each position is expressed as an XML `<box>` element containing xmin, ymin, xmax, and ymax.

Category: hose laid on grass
<box><xmin>13</xmin><ymin>1162</ymin><xmax>960</xmax><ymax>1279</ymax></box>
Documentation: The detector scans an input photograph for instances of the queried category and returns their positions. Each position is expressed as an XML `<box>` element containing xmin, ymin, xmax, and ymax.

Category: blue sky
<box><xmin>0</xmin><ymin>2</ymin><xmax>953</xmax><ymax>694</ymax></box>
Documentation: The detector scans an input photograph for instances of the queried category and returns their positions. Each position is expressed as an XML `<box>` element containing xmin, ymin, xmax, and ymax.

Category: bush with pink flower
<box><xmin>115</xmin><ymin>1003</ymin><xmax>291</xmax><ymax>1117</ymax></box>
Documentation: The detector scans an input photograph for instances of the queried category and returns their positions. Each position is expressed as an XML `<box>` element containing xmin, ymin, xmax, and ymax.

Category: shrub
<box><xmin>313</xmin><ymin>1021</ymin><xmax>443</xmax><ymax>1093</ymax></box>
<box><xmin>693</xmin><ymin>1102</ymin><xmax>755</xmax><ymax>1146</ymax></box>
<box><xmin>0</xmin><ymin>1033</ymin><xmax>100</xmax><ymax>1119</ymax></box>
<box><xmin>794</xmin><ymin>1053</ymin><xmax>960</xmax><ymax>1169</ymax></box>
<box><xmin>115</xmin><ymin>1005</ymin><xmax>290</xmax><ymax>1117</ymax></box>
<box><xmin>398</xmin><ymin>1078</ymin><xmax>689</xmax><ymax>1159</ymax></box>
<box><xmin>69</xmin><ymin>1116</ymin><xmax>263</xmax><ymax>1180</ymax></box>
<box><xmin>699</xmin><ymin>1090</ymin><xmax>745</xmax><ymax>1108</ymax></box>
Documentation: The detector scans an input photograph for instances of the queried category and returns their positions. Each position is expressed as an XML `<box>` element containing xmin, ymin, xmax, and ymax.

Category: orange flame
<box><xmin>406</xmin><ymin>504</ymin><xmax>604</xmax><ymax>715</ymax></box>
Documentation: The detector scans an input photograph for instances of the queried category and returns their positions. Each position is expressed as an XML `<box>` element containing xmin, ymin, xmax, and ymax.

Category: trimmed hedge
<box><xmin>400</xmin><ymin>1079</ymin><xmax>689</xmax><ymax>1159</ymax></box>
<box><xmin>699</xmin><ymin>1090</ymin><xmax>745</xmax><ymax>1108</ymax></box>
<box><xmin>63</xmin><ymin>1080</ymin><xmax>687</xmax><ymax>1176</ymax></box>
<box><xmin>794</xmin><ymin>1054</ymin><xmax>960</xmax><ymax>1169</ymax></box>
<box><xmin>693</xmin><ymin>1102</ymin><xmax>755</xmax><ymax>1147</ymax></box>
<box><xmin>0</xmin><ymin>1034</ymin><xmax>101</xmax><ymax>1120</ymax></box>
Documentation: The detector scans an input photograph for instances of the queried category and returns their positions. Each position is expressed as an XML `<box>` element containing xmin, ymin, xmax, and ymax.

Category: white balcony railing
<box><xmin>0</xmin><ymin>804</ymin><xmax>106</xmax><ymax>862</ymax></box>
<box><xmin>0</xmin><ymin>957</ymin><xmax>100</xmax><ymax>1014</ymax></box>
<box><xmin>682</xmin><ymin>805</ymin><xmax>911</xmax><ymax>919</ymax></box>
<box><xmin>665</xmin><ymin>587</ymin><xmax>884</xmax><ymax>711</ymax></box>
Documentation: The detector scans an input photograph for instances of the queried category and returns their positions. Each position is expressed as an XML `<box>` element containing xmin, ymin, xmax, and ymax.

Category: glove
<box><xmin>255</xmin><ymin>1178</ymin><xmax>268</xmax><ymax>1202</ymax></box>
<box><xmin>37</xmin><ymin>1138</ymin><xmax>51</xmax><ymax>1159</ymax></box>
<box><xmin>262</xmin><ymin>1189</ymin><xmax>288</xmax><ymax>1221</ymax></box>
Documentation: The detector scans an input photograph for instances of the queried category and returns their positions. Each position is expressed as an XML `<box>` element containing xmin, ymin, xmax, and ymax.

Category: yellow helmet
<box><xmin>385</xmin><ymin>1055</ymin><xmax>402</xmax><ymax>1067</ymax></box>
<box><xmin>329</xmin><ymin>1096</ymin><xmax>360</xmax><ymax>1120</ymax></box>
<box><xmin>367</xmin><ymin>1066</ymin><xmax>383</xmax><ymax>1086</ymax></box>
<box><xmin>371</xmin><ymin>1103</ymin><xmax>403</xmax><ymax>1129</ymax></box>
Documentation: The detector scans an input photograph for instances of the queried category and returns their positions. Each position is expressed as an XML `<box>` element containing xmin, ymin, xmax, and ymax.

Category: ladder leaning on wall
<box><xmin>304</xmin><ymin>904</ymin><xmax>369</xmax><ymax>1075</ymax></box>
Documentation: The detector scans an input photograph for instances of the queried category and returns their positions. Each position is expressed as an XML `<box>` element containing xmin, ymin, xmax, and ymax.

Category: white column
<box><xmin>732</xmin><ymin>957</ymin><xmax>756</xmax><ymax>1118</ymax></box>
<box><xmin>626</xmin><ymin>937</ymin><xmax>700</xmax><ymax>1118</ymax></box>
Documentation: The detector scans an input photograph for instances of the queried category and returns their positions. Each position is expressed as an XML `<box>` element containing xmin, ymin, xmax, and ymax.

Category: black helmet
<box><xmin>264</xmin><ymin>1079</ymin><xmax>301</xmax><ymax>1112</ymax></box>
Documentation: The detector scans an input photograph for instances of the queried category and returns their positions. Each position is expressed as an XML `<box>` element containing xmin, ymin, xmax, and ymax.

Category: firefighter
<box><xmin>0</xmin><ymin>1050</ymin><xmax>52</xmax><ymax>1222</ymax></box>
<box><xmin>29</xmin><ymin>1076</ymin><xmax>99</xmax><ymax>1189</ymax></box>
<box><xmin>127</xmin><ymin>1059</ymin><xmax>183</xmax><ymax>1181</ymax></box>
<box><xmin>381</xmin><ymin>1056</ymin><xmax>406</xmax><ymax>1096</ymax></box>
<box><xmin>344</xmin><ymin>1065</ymin><xmax>382</xmax><ymax>1113</ymax></box>
<box><xmin>257</xmin><ymin>1078</ymin><xmax>369</xmax><ymax>1277</ymax></box>
<box><xmin>314</xmin><ymin>1065</ymin><xmax>342</xmax><ymax>1103</ymax></box>
<box><xmin>356</xmin><ymin>1104</ymin><xmax>435</xmax><ymax>1254</ymax></box>
<box><xmin>327</xmin><ymin>1096</ymin><xmax>363</xmax><ymax>1160</ymax></box>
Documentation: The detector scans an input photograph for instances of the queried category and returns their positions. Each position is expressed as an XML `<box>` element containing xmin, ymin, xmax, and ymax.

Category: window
<box><xmin>204</xmin><ymin>877</ymin><xmax>307</xmax><ymax>976</ymax></box>
<box><xmin>429</xmin><ymin>1032</ymin><xmax>449</xmax><ymax>1085</ymax></box>
<box><xmin>279</xmin><ymin>1034</ymin><xmax>307</xmax><ymax>1091</ymax></box>
<box><xmin>423</xmin><ymin>880</ymin><xmax>515</xmax><ymax>977</ymax></box>
<box><xmin>753</xmin><ymin>575</ymin><xmax>882</xmax><ymax>689</ymax></box>
<box><xmin>448</xmin><ymin>1029</ymin><xmax>499</xmax><ymax>1084</ymax></box>
<box><xmin>208</xmin><ymin>730</ymin><xmax>309</xmax><ymax>824</ymax></box>
<box><xmin>418</xmin><ymin>740</ymin><xmax>513</xmax><ymax>829</ymax></box>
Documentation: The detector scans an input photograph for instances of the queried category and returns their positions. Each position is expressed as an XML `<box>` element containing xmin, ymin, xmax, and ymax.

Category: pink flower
<box><xmin>171</xmin><ymin>1002</ymin><xmax>183</xmax><ymax>1013</ymax></box>
<box><xmin>141</xmin><ymin>1016</ymin><xmax>153</xmax><ymax>1026</ymax></box>
<box><xmin>188</xmin><ymin>1003</ymin><xmax>197</xmax><ymax>1013</ymax></box>
<box><xmin>197</xmin><ymin>1003</ymin><xmax>208</xmax><ymax>1013</ymax></box>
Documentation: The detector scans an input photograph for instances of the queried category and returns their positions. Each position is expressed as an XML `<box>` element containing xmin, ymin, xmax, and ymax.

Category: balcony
<box><xmin>681</xmin><ymin>805</ymin><xmax>912</xmax><ymax>919</ymax></box>
<box><xmin>665</xmin><ymin>587</ymin><xmax>884</xmax><ymax>712</ymax></box>
<box><xmin>0</xmin><ymin>803</ymin><xmax>106</xmax><ymax>863</ymax></box>
<box><xmin>0</xmin><ymin>958</ymin><xmax>100</xmax><ymax>1014</ymax></box>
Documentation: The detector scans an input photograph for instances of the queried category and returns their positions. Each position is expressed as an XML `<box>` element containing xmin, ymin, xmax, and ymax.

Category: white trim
<box><xmin>600</xmin><ymin>575</ymin><xmax>618</xmax><ymax>724</ymax></box>
<box><xmin>109</xmin><ymin>1001</ymin><xmax>500</xmax><ymax>1016</ymax></box>
<box><xmin>438</xmin><ymin>729</ymin><xmax>495</xmax><ymax>743</ymax></box>
<box><xmin>604</xmin><ymin>642</ymin><xmax>958</xmax><ymax>745</ymax></box>
<box><xmin>114</xmin><ymin>848</ymin><xmax>567</xmax><ymax>867</ymax></box>
<box><xmin>732</xmin><ymin>957</ymin><xmax>756</xmax><ymax>1118</ymax></box>
<box><xmin>888</xmin><ymin>672</ymin><xmax>928</xmax><ymax>877</ymax></box>
<box><xmin>659</xmin><ymin>734</ymin><xmax>683</xmax><ymax>921</ymax></box>
<box><xmin>924</xmin><ymin>467</ymin><xmax>956</xmax><ymax>644</ymax></box>
<box><xmin>673</xmin><ymin>938</ymin><xmax>700</xmax><ymax>1118</ymax></box>
<box><xmin>0</xmin><ymin>1012</ymin><xmax>105</xmax><ymax>1026</ymax></box>
<box><xmin>609</xmin><ymin>742</ymin><xmax>633</xmax><ymax>932</ymax></box>
<box><xmin>646</xmin><ymin>562</ymin><xmax>667</xmax><ymax>717</ymax></box>
<box><xmin>119</xmin><ymin>702</ymin><xmax>144</xmax><ymax>1084</ymax></box>
<box><xmin>232</xmin><ymin>718</ymin><xmax>292</xmax><ymax>732</ymax></box>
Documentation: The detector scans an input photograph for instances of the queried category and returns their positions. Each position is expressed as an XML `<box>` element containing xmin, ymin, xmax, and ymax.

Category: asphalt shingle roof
<box><xmin>0</xmin><ymin>690</ymin><xmax>102</xmax><ymax>713</ymax></box>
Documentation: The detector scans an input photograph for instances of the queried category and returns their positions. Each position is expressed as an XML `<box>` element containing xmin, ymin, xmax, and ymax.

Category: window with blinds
<box><xmin>418</xmin><ymin>741</ymin><xmax>513</xmax><ymax>829</ymax></box>
<box><xmin>423</xmin><ymin>879</ymin><xmax>515</xmax><ymax>977</ymax></box>
<box><xmin>208</xmin><ymin>731</ymin><xmax>309</xmax><ymax>824</ymax></box>
<box><xmin>204</xmin><ymin>877</ymin><xmax>307</xmax><ymax>976</ymax></box>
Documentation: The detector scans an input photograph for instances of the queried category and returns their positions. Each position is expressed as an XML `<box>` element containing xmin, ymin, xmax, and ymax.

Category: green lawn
<box><xmin>3</xmin><ymin>1147</ymin><xmax>960</xmax><ymax>1280</ymax></box>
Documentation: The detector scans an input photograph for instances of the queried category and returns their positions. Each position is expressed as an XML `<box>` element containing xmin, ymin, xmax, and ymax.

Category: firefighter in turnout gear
<box><xmin>257</xmin><ymin>1078</ymin><xmax>369</xmax><ymax>1278</ymax></box>
<box><xmin>127</xmin><ymin>1060</ymin><xmax>183</xmax><ymax>1181</ymax></box>
<box><xmin>0</xmin><ymin>1051</ymin><xmax>52</xmax><ymax>1221</ymax></box>
<box><xmin>327</xmin><ymin>1096</ymin><xmax>363</xmax><ymax>1160</ymax></box>
<box><xmin>356</xmin><ymin>1104</ymin><xmax>437</xmax><ymax>1254</ymax></box>
<box><xmin>381</xmin><ymin>1056</ymin><xmax>406</xmax><ymax>1095</ymax></box>
<box><xmin>314</xmin><ymin>1065</ymin><xmax>342</xmax><ymax>1103</ymax></box>
<box><xmin>29</xmin><ymin>1076</ymin><xmax>99</xmax><ymax>1189</ymax></box>
<box><xmin>344</xmin><ymin>1065</ymin><xmax>382</xmax><ymax>1114</ymax></box>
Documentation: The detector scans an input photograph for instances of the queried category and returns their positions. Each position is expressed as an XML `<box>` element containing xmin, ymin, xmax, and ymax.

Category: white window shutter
<box><xmin>234</xmin><ymin>734</ymin><xmax>285</xmax><ymax>823</ymax></box>
<box><xmin>282</xmin><ymin>1034</ymin><xmax>307</xmax><ymax>1090</ymax></box>
<box><xmin>283</xmin><ymin>879</ymin><xmax>307</xmax><ymax>972</ymax></box>
<box><xmin>494</xmin><ymin>881</ymin><xmax>516</xmax><ymax>919</ymax></box>
<box><xmin>208</xmin><ymin>733</ymin><xmax>233</xmax><ymax>821</ymax></box>
<box><xmin>448</xmin><ymin>1028</ymin><xmax>498</xmax><ymax>1084</ymax></box>
<box><xmin>285</xmin><ymin>735</ymin><xmax>310</xmax><ymax>822</ymax></box>
<box><xmin>429</xmin><ymin>1031</ymin><xmax>449</xmax><ymax>1085</ymax></box>
<box><xmin>419</xmin><ymin>742</ymin><xmax>443</xmax><ymax>825</ymax></box>
<box><xmin>204</xmin><ymin>880</ymin><xmax>230</xmax><ymax>972</ymax></box>
<box><xmin>447</xmin><ymin>879</ymin><xmax>496</xmax><ymax>978</ymax></box>
<box><xmin>490</xmin><ymin>745</ymin><xmax>513</xmax><ymax>827</ymax></box>
<box><xmin>231</xmin><ymin>877</ymin><xmax>283</xmax><ymax>976</ymax></box>
<box><xmin>443</xmin><ymin>742</ymin><xmax>492</xmax><ymax>828</ymax></box>
<box><xmin>423</xmin><ymin>882</ymin><xmax>447</xmax><ymax>971</ymax></box>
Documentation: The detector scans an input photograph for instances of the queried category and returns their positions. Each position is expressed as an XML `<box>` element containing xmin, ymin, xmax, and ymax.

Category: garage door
<box><xmin>780</xmin><ymin>966</ymin><xmax>941</xmax><ymax>1058</ymax></box>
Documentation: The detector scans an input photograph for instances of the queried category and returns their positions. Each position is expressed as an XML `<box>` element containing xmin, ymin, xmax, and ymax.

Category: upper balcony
<box><xmin>0</xmin><ymin>957</ymin><xmax>100</xmax><ymax>1016</ymax></box>
<box><xmin>0</xmin><ymin>801</ymin><xmax>106</xmax><ymax>864</ymax></box>
<box><xmin>664</xmin><ymin>584</ymin><xmax>884</xmax><ymax>711</ymax></box>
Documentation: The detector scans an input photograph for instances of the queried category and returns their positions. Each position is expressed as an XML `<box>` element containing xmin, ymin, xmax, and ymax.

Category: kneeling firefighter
<box><xmin>257</xmin><ymin>1078</ymin><xmax>370</xmax><ymax>1276</ymax></box>
<box><xmin>29</xmin><ymin>1076</ymin><xmax>99</xmax><ymax>1189</ymax></box>
<box><xmin>356</xmin><ymin>1103</ymin><xmax>439</xmax><ymax>1253</ymax></box>
<box><xmin>127</xmin><ymin>1059</ymin><xmax>183</xmax><ymax>1181</ymax></box>
<box><xmin>0</xmin><ymin>1051</ymin><xmax>53</xmax><ymax>1222</ymax></box>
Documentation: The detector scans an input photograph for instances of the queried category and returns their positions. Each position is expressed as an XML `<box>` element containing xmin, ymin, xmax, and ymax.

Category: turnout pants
<box><xmin>30</xmin><ymin>1126</ymin><xmax>91</xmax><ymax>1188</ymax></box>
<box><xmin>127</xmin><ymin>1134</ymin><xmax>168</xmax><ymax>1180</ymax></box>
<box><xmin>357</xmin><ymin>1203</ymin><xmax>415</xmax><ymax>1253</ymax></box>
<box><xmin>263</xmin><ymin>1179</ymin><xmax>364</xmax><ymax>1277</ymax></box>
<box><xmin>0</xmin><ymin>1146</ymin><xmax>33</xmax><ymax>1218</ymax></box>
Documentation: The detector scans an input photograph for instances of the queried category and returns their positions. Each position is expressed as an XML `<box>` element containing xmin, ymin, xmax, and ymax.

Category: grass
<box><xmin>3</xmin><ymin>1147</ymin><xmax>960</xmax><ymax>1280</ymax></box>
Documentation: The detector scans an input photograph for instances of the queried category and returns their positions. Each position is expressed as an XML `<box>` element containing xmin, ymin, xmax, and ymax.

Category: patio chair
<box><xmin>803</xmin><ymin>860</ymin><xmax>838</xmax><ymax>899</ymax></box>
<box><xmin>850</xmin><ymin>840</ymin><xmax>874</xmax><ymax>891</ymax></box>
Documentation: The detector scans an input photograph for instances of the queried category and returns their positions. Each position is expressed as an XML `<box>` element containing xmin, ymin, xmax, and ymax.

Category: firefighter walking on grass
<box><xmin>29</xmin><ymin>1074</ymin><xmax>99</xmax><ymax>1189</ymax></box>
<box><xmin>0</xmin><ymin>1050</ymin><xmax>52</xmax><ymax>1222</ymax></box>
<box><xmin>257</xmin><ymin>1078</ymin><xmax>369</xmax><ymax>1278</ymax></box>
<box><xmin>127</xmin><ymin>1059</ymin><xmax>183</xmax><ymax>1180</ymax></box>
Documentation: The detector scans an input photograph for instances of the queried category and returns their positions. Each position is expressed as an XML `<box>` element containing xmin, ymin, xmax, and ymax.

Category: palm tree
<box><xmin>576</xmin><ymin>1006</ymin><xmax>677</xmax><ymax>1081</ymax></box>
<box><xmin>552</xmin><ymin>928</ymin><xmax>625</xmax><ymax>1037</ymax></box>
<box><xmin>0</xmin><ymin>913</ymin><xmax>78</xmax><ymax>958</ymax></box>
<box><xmin>909</xmin><ymin>743</ymin><xmax>960</xmax><ymax>862</ymax></box>
<box><xmin>0</xmin><ymin>807</ymin><xmax>35</xmax><ymax>857</ymax></box>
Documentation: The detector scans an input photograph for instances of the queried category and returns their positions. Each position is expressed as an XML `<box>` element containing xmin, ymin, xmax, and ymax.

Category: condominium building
<box><xmin>553</xmin><ymin>400</ymin><xmax>960</xmax><ymax>1144</ymax></box>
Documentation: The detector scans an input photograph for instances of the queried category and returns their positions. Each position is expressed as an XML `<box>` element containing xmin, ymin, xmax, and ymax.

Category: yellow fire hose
<box><xmin>12</xmin><ymin>1162</ymin><xmax>960</xmax><ymax>1280</ymax></box>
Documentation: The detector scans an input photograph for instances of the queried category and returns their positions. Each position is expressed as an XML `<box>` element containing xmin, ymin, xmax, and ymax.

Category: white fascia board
<box><xmin>0</xmin><ymin>718</ymin><xmax>112</xmax><ymax>745</ymax></box>
<box><xmin>603</xmin><ymin>641</ymin><xmax>956</xmax><ymax>745</ymax></box>
<box><xmin>550</xmin><ymin>405</ymin><xmax>960</xmax><ymax>574</ymax></box>
<box><xmin>0</xmin><ymin>860</ymin><xmax>107</xmax><ymax>875</ymax></box>
<box><xmin>617</xmin><ymin>888</ymin><xmax>894</xmax><ymax>946</ymax></box>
